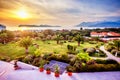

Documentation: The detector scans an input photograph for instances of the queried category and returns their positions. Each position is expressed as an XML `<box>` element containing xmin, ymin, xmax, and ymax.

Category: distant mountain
<box><xmin>19</xmin><ymin>24</ymin><xmax>61</xmax><ymax>27</ymax></box>
<box><xmin>0</xmin><ymin>24</ymin><xmax>6</xmax><ymax>30</ymax></box>
<box><xmin>76</xmin><ymin>20</ymin><xmax>120</xmax><ymax>27</ymax></box>
<box><xmin>0</xmin><ymin>24</ymin><xmax>6</xmax><ymax>28</ymax></box>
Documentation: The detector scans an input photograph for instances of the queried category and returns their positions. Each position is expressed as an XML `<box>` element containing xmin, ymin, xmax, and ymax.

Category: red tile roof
<box><xmin>91</xmin><ymin>31</ymin><xmax>120</xmax><ymax>37</ymax></box>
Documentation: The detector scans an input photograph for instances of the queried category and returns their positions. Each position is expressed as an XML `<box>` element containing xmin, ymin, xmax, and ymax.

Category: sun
<box><xmin>16</xmin><ymin>9</ymin><xmax>29</xmax><ymax>19</ymax></box>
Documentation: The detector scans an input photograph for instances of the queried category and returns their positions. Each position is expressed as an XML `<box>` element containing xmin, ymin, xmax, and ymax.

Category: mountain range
<box><xmin>19</xmin><ymin>24</ymin><xmax>61</xmax><ymax>27</ymax></box>
<box><xmin>76</xmin><ymin>20</ymin><xmax>120</xmax><ymax>27</ymax></box>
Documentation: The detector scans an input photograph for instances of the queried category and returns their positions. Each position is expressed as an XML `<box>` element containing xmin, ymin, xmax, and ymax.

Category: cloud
<box><xmin>0</xmin><ymin>0</ymin><xmax>120</xmax><ymax>27</ymax></box>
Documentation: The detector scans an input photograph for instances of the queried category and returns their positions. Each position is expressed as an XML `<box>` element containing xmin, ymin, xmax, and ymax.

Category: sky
<box><xmin>0</xmin><ymin>0</ymin><xmax>120</xmax><ymax>28</ymax></box>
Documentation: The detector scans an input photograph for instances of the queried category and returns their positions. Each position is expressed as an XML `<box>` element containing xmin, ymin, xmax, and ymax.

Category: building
<box><xmin>91</xmin><ymin>31</ymin><xmax>120</xmax><ymax>37</ymax></box>
<box><xmin>0</xmin><ymin>24</ymin><xmax>6</xmax><ymax>31</ymax></box>
<box><xmin>91</xmin><ymin>31</ymin><xmax>120</xmax><ymax>41</ymax></box>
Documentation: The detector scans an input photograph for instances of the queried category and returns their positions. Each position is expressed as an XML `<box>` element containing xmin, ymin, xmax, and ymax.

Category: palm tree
<box><xmin>75</xmin><ymin>34</ymin><xmax>83</xmax><ymax>46</ymax></box>
<box><xmin>113</xmin><ymin>40</ymin><xmax>120</xmax><ymax>51</ymax></box>
<box><xmin>55</xmin><ymin>35</ymin><xmax>61</xmax><ymax>44</ymax></box>
<box><xmin>18</xmin><ymin>37</ymin><xmax>32</xmax><ymax>54</ymax></box>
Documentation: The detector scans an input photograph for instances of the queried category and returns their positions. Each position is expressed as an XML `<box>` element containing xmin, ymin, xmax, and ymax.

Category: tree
<box><xmin>75</xmin><ymin>34</ymin><xmax>83</xmax><ymax>46</ymax></box>
<box><xmin>0</xmin><ymin>30</ymin><xmax>14</xmax><ymax>44</ymax></box>
<box><xmin>18</xmin><ymin>37</ymin><xmax>32</xmax><ymax>54</ymax></box>
<box><xmin>55</xmin><ymin>34</ymin><xmax>62</xmax><ymax>44</ymax></box>
<box><xmin>113</xmin><ymin>40</ymin><xmax>120</xmax><ymax>51</ymax></box>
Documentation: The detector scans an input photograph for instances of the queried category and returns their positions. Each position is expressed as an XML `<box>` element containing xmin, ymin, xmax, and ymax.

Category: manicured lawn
<box><xmin>0</xmin><ymin>40</ymin><xmax>103</xmax><ymax>59</ymax></box>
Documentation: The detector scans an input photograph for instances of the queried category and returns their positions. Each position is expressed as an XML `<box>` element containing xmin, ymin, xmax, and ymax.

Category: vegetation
<box><xmin>105</xmin><ymin>40</ymin><xmax>120</xmax><ymax>57</ymax></box>
<box><xmin>0</xmin><ymin>29</ymin><xmax>120</xmax><ymax>72</ymax></box>
<box><xmin>74</xmin><ymin>34</ymin><xmax>84</xmax><ymax>46</ymax></box>
<box><xmin>0</xmin><ymin>30</ymin><xmax>14</xmax><ymax>44</ymax></box>
<box><xmin>54</xmin><ymin>64</ymin><xmax>60</xmax><ymax>73</ymax></box>
<box><xmin>18</xmin><ymin>37</ymin><xmax>32</xmax><ymax>54</ymax></box>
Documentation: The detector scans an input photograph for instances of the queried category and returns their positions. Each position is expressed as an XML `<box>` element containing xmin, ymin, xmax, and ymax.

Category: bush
<box><xmin>77</xmin><ymin>53</ymin><xmax>91</xmax><ymax>62</ymax></box>
<box><xmin>106</xmin><ymin>46</ymin><xmax>115</xmax><ymax>52</ymax></box>
<box><xmin>86</xmin><ymin>48</ymin><xmax>96</xmax><ymax>54</ymax></box>
<box><xmin>34</xmin><ymin>49</ymin><xmax>42</xmax><ymax>57</ymax></box>
<box><xmin>0</xmin><ymin>57</ymin><xmax>11</xmax><ymax>62</ymax></box>
<box><xmin>60</xmin><ymin>54</ymin><xmax>70</xmax><ymax>63</ymax></box>
<box><xmin>66</xmin><ymin>66</ymin><xmax>75</xmax><ymax>72</ymax></box>
<box><xmin>15</xmin><ymin>56</ymin><xmax>25</xmax><ymax>61</ymax></box>
<box><xmin>95</xmin><ymin>59</ymin><xmax>118</xmax><ymax>64</ymax></box>
<box><xmin>79</xmin><ymin>64</ymin><xmax>120</xmax><ymax>72</ymax></box>
<box><xmin>106</xmin><ymin>59</ymin><xmax>118</xmax><ymax>64</ymax></box>
<box><xmin>83</xmin><ymin>48</ymin><xmax>87</xmax><ymax>52</ymax></box>
<box><xmin>48</xmin><ymin>54</ymin><xmax>70</xmax><ymax>63</ymax></box>
<box><xmin>23</xmin><ymin>54</ymin><xmax>34</xmax><ymax>63</ymax></box>
<box><xmin>117</xmin><ymin>51</ymin><xmax>120</xmax><ymax>57</ymax></box>
<box><xmin>111</xmin><ymin>49</ymin><xmax>117</xmax><ymax>55</ymax></box>
<box><xmin>42</xmin><ymin>53</ymin><xmax>52</xmax><ymax>60</ymax></box>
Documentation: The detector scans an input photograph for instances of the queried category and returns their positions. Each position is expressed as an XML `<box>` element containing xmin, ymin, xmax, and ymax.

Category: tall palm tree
<box><xmin>75</xmin><ymin>34</ymin><xmax>83</xmax><ymax>46</ymax></box>
<box><xmin>18</xmin><ymin>37</ymin><xmax>32</xmax><ymax>54</ymax></box>
<box><xmin>55</xmin><ymin>34</ymin><xmax>61</xmax><ymax>44</ymax></box>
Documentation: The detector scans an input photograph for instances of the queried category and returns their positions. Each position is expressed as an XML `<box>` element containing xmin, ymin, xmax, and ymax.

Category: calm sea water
<box><xmin>7</xmin><ymin>26</ymin><xmax>110</xmax><ymax>31</ymax></box>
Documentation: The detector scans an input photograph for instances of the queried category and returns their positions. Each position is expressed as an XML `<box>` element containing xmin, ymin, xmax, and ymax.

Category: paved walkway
<box><xmin>100</xmin><ymin>46</ymin><xmax>120</xmax><ymax>63</ymax></box>
<box><xmin>0</xmin><ymin>61</ymin><xmax>120</xmax><ymax>80</ymax></box>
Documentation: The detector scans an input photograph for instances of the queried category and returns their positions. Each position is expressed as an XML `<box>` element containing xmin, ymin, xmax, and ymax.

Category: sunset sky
<box><xmin>0</xmin><ymin>0</ymin><xmax>120</xmax><ymax>29</ymax></box>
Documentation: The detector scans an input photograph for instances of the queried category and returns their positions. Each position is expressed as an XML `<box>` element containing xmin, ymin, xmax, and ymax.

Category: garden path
<box><xmin>100</xmin><ymin>46</ymin><xmax>120</xmax><ymax>63</ymax></box>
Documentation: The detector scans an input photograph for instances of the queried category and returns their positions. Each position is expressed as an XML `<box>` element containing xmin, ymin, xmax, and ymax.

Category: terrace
<box><xmin>0</xmin><ymin>60</ymin><xmax>120</xmax><ymax>80</ymax></box>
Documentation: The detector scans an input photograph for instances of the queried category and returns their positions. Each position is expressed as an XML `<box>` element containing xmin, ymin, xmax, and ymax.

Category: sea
<box><xmin>7</xmin><ymin>26</ymin><xmax>118</xmax><ymax>31</ymax></box>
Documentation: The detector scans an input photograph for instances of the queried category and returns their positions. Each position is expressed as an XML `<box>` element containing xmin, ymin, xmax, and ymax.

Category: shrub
<box><xmin>95</xmin><ymin>59</ymin><xmax>118</xmax><ymax>64</ymax></box>
<box><xmin>32</xmin><ymin>57</ymin><xmax>41</xmax><ymax>66</ymax></box>
<box><xmin>34</xmin><ymin>49</ymin><xmax>42</xmax><ymax>57</ymax></box>
<box><xmin>42</xmin><ymin>53</ymin><xmax>52</xmax><ymax>60</ymax></box>
<box><xmin>83</xmin><ymin>48</ymin><xmax>87</xmax><ymax>52</ymax></box>
<box><xmin>86</xmin><ymin>48</ymin><xmax>96</xmax><ymax>54</ymax></box>
<box><xmin>15</xmin><ymin>56</ymin><xmax>25</xmax><ymax>61</ymax></box>
<box><xmin>66</xmin><ymin>66</ymin><xmax>75</xmax><ymax>72</ymax></box>
<box><xmin>106</xmin><ymin>59</ymin><xmax>118</xmax><ymax>64</ymax></box>
<box><xmin>23</xmin><ymin>54</ymin><xmax>34</xmax><ymax>63</ymax></box>
<box><xmin>79</xmin><ymin>64</ymin><xmax>120</xmax><ymax>72</ymax></box>
<box><xmin>117</xmin><ymin>51</ymin><xmax>120</xmax><ymax>57</ymax></box>
<box><xmin>111</xmin><ymin>49</ymin><xmax>117</xmax><ymax>55</ymax></box>
<box><xmin>0</xmin><ymin>57</ymin><xmax>11</xmax><ymax>62</ymax></box>
<box><xmin>77</xmin><ymin>53</ymin><xmax>91</xmax><ymax>62</ymax></box>
<box><xmin>106</xmin><ymin>46</ymin><xmax>115</xmax><ymax>52</ymax></box>
<box><xmin>87</xmin><ymin>59</ymin><xmax>96</xmax><ymax>65</ymax></box>
<box><xmin>60</xmin><ymin>53</ymin><xmax>70</xmax><ymax>63</ymax></box>
<box><xmin>95</xmin><ymin>59</ymin><xmax>106</xmax><ymax>64</ymax></box>
<box><xmin>67</xmin><ymin>45</ymin><xmax>77</xmax><ymax>54</ymax></box>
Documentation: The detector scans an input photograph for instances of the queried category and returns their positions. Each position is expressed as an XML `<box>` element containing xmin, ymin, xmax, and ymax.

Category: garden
<box><xmin>0</xmin><ymin>30</ymin><xmax>120</xmax><ymax>73</ymax></box>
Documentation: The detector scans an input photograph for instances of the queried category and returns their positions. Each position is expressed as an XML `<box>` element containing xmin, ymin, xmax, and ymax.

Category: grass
<box><xmin>0</xmin><ymin>40</ymin><xmax>103</xmax><ymax>59</ymax></box>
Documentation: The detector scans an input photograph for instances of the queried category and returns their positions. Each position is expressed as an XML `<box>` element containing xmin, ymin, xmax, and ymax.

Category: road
<box><xmin>100</xmin><ymin>46</ymin><xmax>120</xmax><ymax>63</ymax></box>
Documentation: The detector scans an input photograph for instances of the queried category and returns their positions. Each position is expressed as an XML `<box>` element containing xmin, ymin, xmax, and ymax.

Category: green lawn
<box><xmin>0</xmin><ymin>40</ymin><xmax>102</xmax><ymax>59</ymax></box>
